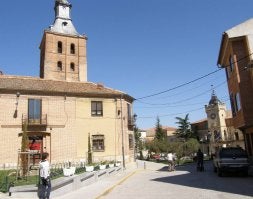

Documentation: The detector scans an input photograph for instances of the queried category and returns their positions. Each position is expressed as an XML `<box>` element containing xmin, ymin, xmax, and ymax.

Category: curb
<box><xmin>95</xmin><ymin>170</ymin><xmax>139</xmax><ymax>199</ymax></box>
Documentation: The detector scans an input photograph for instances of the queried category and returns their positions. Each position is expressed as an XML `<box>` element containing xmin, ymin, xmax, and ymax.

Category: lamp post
<box><xmin>14</xmin><ymin>92</ymin><xmax>20</xmax><ymax>118</ymax></box>
<box><xmin>133</xmin><ymin>114</ymin><xmax>137</xmax><ymax>162</ymax></box>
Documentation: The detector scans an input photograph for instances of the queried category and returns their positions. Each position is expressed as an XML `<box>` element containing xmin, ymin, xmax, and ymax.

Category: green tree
<box><xmin>155</xmin><ymin>117</ymin><xmax>166</xmax><ymax>141</ymax></box>
<box><xmin>145</xmin><ymin>140</ymin><xmax>160</xmax><ymax>154</ymax></box>
<box><xmin>183</xmin><ymin>138</ymin><xmax>200</xmax><ymax>157</ymax></box>
<box><xmin>170</xmin><ymin>142</ymin><xmax>184</xmax><ymax>164</ymax></box>
<box><xmin>87</xmin><ymin>133</ymin><xmax>92</xmax><ymax>164</ymax></box>
<box><xmin>134</xmin><ymin>126</ymin><xmax>144</xmax><ymax>160</ymax></box>
<box><xmin>175</xmin><ymin>114</ymin><xmax>193</xmax><ymax>140</ymax></box>
<box><xmin>21</xmin><ymin>122</ymin><xmax>29</xmax><ymax>177</ymax></box>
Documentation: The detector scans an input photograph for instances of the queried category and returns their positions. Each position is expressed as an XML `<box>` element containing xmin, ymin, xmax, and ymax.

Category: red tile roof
<box><xmin>0</xmin><ymin>75</ymin><xmax>134</xmax><ymax>101</ymax></box>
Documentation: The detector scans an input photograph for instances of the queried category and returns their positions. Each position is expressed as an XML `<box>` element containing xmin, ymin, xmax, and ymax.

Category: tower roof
<box><xmin>208</xmin><ymin>90</ymin><xmax>222</xmax><ymax>105</ymax></box>
<box><xmin>48</xmin><ymin>0</ymin><xmax>80</xmax><ymax>36</ymax></box>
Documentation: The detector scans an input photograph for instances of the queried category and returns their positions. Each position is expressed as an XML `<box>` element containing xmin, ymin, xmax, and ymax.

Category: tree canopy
<box><xmin>155</xmin><ymin>117</ymin><xmax>166</xmax><ymax>141</ymax></box>
<box><xmin>175</xmin><ymin>114</ymin><xmax>195</xmax><ymax>140</ymax></box>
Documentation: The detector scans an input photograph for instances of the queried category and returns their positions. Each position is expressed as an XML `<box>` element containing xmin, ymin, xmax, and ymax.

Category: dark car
<box><xmin>213</xmin><ymin>147</ymin><xmax>249</xmax><ymax>177</ymax></box>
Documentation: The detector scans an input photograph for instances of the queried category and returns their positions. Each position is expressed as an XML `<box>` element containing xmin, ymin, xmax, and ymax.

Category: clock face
<box><xmin>210</xmin><ymin>113</ymin><xmax>216</xmax><ymax>119</ymax></box>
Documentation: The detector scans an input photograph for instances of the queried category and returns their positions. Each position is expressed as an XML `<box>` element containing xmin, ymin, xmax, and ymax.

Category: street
<box><xmin>98</xmin><ymin>161</ymin><xmax>253</xmax><ymax>199</ymax></box>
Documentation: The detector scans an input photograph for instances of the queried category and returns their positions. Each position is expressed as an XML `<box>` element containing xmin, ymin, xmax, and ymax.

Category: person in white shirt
<box><xmin>167</xmin><ymin>152</ymin><xmax>175</xmax><ymax>171</ymax></box>
<box><xmin>39</xmin><ymin>152</ymin><xmax>51</xmax><ymax>199</ymax></box>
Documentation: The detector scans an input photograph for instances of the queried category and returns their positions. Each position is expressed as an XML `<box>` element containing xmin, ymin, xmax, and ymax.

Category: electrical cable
<box><xmin>137</xmin><ymin>80</ymin><xmax>226</xmax><ymax>106</ymax></box>
<box><xmin>136</xmin><ymin>53</ymin><xmax>253</xmax><ymax>100</ymax></box>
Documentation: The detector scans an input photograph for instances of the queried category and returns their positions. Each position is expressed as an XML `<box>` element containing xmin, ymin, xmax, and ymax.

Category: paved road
<box><xmin>98</xmin><ymin>161</ymin><xmax>253</xmax><ymax>199</ymax></box>
<box><xmin>1</xmin><ymin>161</ymin><xmax>252</xmax><ymax>199</ymax></box>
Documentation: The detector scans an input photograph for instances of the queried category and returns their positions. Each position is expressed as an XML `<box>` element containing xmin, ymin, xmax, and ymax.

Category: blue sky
<box><xmin>0</xmin><ymin>0</ymin><xmax>253</xmax><ymax>129</ymax></box>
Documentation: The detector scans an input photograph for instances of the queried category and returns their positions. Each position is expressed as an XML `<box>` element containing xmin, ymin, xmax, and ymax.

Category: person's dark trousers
<box><xmin>39</xmin><ymin>178</ymin><xmax>51</xmax><ymax>199</ymax></box>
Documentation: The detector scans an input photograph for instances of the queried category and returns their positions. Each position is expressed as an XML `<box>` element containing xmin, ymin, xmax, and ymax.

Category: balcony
<box><xmin>128</xmin><ymin>114</ymin><xmax>137</xmax><ymax>131</ymax></box>
<box><xmin>128</xmin><ymin>119</ymin><xmax>134</xmax><ymax>131</ymax></box>
<box><xmin>22</xmin><ymin>114</ymin><xmax>47</xmax><ymax>127</ymax></box>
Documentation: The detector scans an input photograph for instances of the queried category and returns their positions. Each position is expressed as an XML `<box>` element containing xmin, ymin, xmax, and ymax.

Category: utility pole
<box><xmin>120</xmin><ymin>95</ymin><xmax>125</xmax><ymax>169</ymax></box>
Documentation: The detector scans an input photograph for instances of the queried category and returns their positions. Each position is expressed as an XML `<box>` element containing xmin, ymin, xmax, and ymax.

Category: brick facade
<box><xmin>217</xmin><ymin>19</ymin><xmax>253</xmax><ymax>157</ymax></box>
<box><xmin>0</xmin><ymin>92</ymin><xmax>134</xmax><ymax>167</ymax></box>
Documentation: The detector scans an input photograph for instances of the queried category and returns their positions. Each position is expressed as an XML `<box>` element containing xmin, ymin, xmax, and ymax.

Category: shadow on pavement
<box><xmin>152</xmin><ymin>161</ymin><xmax>253</xmax><ymax>197</ymax></box>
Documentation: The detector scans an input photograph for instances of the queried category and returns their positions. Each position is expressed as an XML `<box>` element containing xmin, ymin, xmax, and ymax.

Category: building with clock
<box><xmin>205</xmin><ymin>91</ymin><xmax>244</xmax><ymax>154</ymax></box>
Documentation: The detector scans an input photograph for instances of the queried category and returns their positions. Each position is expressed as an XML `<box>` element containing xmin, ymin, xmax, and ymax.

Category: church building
<box><xmin>191</xmin><ymin>91</ymin><xmax>244</xmax><ymax>155</ymax></box>
<box><xmin>0</xmin><ymin>0</ymin><xmax>135</xmax><ymax>168</ymax></box>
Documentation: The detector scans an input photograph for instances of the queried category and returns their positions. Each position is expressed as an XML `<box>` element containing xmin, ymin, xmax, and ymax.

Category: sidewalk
<box><xmin>0</xmin><ymin>161</ymin><xmax>140</xmax><ymax>199</ymax></box>
<box><xmin>54</xmin><ymin>160</ymin><xmax>164</xmax><ymax>199</ymax></box>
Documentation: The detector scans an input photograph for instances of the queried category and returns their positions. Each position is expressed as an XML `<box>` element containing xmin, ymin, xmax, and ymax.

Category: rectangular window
<box><xmin>129</xmin><ymin>134</ymin><xmax>134</xmax><ymax>149</ymax></box>
<box><xmin>28</xmin><ymin>99</ymin><xmax>41</xmax><ymax>120</ymax></box>
<box><xmin>229</xmin><ymin>55</ymin><xmax>234</xmax><ymax>72</ymax></box>
<box><xmin>235</xmin><ymin>92</ymin><xmax>241</xmax><ymax>112</ymax></box>
<box><xmin>235</xmin><ymin>132</ymin><xmax>239</xmax><ymax>141</ymax></box>
<box><xmin>91</xmin><ymin>101</ymin><xmax>103</xmax><ymax>116</ymax></box>
<box><xmin>127</xmin><ymin>104</ymin><xmax>131</xmax><ymax>124</ymax></box>
<box><xmin>226</xmin><ymin>67</ymin><xmax>231</xmax><ymax>79</ymax></box>
<box><xmin>230</xmin><ymin>93</ymin><xmax>236</xmax><ymax>116</ymax></box>
<box><xmin>92</xmin><ymin>135</ymin><xmax>105</xmax><ymax>151</ymax></box>
<box><xmin>246</xmin><ymin>134</ymin><xmax>252</xmax><ymax>156</ymax></box>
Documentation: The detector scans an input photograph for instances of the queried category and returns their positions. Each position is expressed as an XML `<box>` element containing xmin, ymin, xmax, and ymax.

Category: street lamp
<box><xmin>13</xmin><ymin>92</ymin><xmax>20</xmax><ymax>118</ymax></box>
<box><xmin>16</xmin><ymin>92</ymin><xmax>20</xmax><ymax>105</ymax></box>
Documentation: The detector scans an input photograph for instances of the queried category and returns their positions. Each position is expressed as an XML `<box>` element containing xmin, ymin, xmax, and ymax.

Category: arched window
<box><xmin>70</xmin><ymin>62</ymin><xmax>75</xmax><ymax>71</ymax></box>
<box><xmin>58</xmin><ymin>41</ymin><xmax>63</xmax><ymax>53</ymax></box>
<box><xmin>57</xmin><ymin>61</ymin><xmax>63</xmax><ymax>71</ymax></box>
<box><xmin>70</xmin><ymin>43</ymin><xmax>75</xmax><ymax>54</ymax></box>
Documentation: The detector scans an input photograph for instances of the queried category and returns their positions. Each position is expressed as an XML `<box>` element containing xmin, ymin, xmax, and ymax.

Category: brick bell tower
<box><xmin>40</xmin><ymin>0</ymin><xmax>87</xmax><ymax>82</ymax></box>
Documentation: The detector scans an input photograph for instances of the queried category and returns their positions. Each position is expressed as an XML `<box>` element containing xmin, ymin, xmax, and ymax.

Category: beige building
<box><xmin>144</xmin><ymin>126</ymin><xmax>177</xmax><ymax>142</ymax></box>
<box><xmin>0</xmin><ymin>0</ymin><xmax>135</xmax><ymax>168</ymax></box>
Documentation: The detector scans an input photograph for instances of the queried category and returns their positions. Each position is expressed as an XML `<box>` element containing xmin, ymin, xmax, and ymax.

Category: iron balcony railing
<box><xmin>22</xmin><ymin>114</ymin><xmax>47</xmax><ymax>126</ymax></box>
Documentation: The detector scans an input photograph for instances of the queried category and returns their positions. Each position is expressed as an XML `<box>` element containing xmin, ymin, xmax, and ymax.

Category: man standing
<box><xmin>167</xmin><ymin>152</ymin><xmax>175</xmax><ymax>171</ymax></box>
<box><xmin>197</xmin><ymin>149</ymin><xmax>204</xmax><ymax>171</ymax></box>
<box><xmin>39</xmin><ymin>152</ymin><xmax>51</xmax><ymax>199</ymax></box>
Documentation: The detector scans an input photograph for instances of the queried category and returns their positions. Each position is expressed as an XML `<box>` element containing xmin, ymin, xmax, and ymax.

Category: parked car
<box><xmin>213</xmin><ymin>147</ymin><xmax>249</xmax><ymax>177</ymax></box>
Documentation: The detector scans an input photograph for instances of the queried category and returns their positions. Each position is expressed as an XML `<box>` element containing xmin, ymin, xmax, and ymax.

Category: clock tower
<box><xmin>205</xmin><ymin>90</ymin><xmax>227</xmax><ymax>152</ymax></box>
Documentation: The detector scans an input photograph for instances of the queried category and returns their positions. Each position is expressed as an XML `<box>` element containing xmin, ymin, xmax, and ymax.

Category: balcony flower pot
<box><xmin>115</xmin><ymin>162</ymin><xmax>121</xmax><ymax>167</ymax></box>
<box><xmin>63</xmin><ymin>167</ymin><xmax>76</xmax><ymax>176</ymax></box>
<box><xmin>109</xmin><ymin>163</ymin><xmax>114</xmax><ymax>168</ymax></box>
<box><xmin>99</xmin><ymin>164</ymin><xmax>106</xmax><ymax>170</ymax></box>
<box><xmin>85</xmin><ymin>165</ymin><xmax>94</xmax><ymax>172</ymax></box>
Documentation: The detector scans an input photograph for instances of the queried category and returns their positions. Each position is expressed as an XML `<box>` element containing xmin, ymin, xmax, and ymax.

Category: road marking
<box><xmin>95</xmin><ymin>170</ymin><xmax>140</xmax><ymax>199</ymax></box>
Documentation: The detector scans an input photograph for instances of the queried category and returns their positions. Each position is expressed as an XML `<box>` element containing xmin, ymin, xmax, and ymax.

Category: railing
<box><xmin>128</xmin><ymin>119</ymin><xmax>135</xmax><ymax>130</ymax></box>
<box><xmin>22</xmin><ymin>114</ymin><xmax>47</xmax><ymax>126</ymax></box>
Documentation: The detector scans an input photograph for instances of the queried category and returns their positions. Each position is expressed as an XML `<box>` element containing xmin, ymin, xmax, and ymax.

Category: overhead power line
<box><xmin>137</xmin><ymin>80</ymin><xmax>226</xmax><ymax>106</ymax></box>
<box><xmin>136</xmin><ymin>53</ymin><xmax>253</xmax><ymax>100</ymax></box>
<box><xmin>136</xmin><ymin>69</ymin><xmax>222</xmax><ymax>100</ymax></box>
